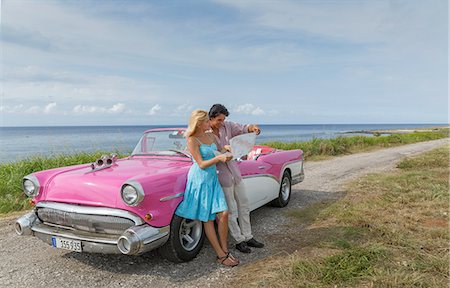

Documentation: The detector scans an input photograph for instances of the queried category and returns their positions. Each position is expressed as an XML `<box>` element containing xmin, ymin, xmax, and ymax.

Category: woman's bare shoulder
<box><xmin>187</xmin><ymin>136</ymin><xmax>200</xmax><ymax>146</ymax></box>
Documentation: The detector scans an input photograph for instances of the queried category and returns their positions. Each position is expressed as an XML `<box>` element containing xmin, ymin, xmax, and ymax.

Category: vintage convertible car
<box><xmin>15</xmin><ymin>128</ymin><xmax>304</xmax><ymax>262</ymax></box>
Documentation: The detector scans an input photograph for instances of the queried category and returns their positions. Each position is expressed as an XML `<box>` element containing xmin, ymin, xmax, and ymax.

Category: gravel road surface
<box><xmin>0</xmin><ymin>138</ymin><xmax>447</xmax><ymax>288</ymax></box>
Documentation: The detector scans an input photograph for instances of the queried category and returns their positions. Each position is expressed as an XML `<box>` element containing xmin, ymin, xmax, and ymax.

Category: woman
<box><xmin>175</xmin><ymin>110</ymin><xmax>239</xmax><ymax>267</ymax></box>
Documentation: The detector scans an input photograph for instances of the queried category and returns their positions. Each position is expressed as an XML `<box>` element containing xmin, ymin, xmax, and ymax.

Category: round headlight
<box><xmin>23</xmin><ymin>177</ymin><xmax>39</xmax><ymax>197</ymax></box>
<box><xmin>120</xmin><ymin>180</ymin><xmax>145</xmax><ymax>206</ymax></box>
<box><xmin>122</xmin><ymin>185</ymin><xmax>138</xmax><ymax>205</ymax></box>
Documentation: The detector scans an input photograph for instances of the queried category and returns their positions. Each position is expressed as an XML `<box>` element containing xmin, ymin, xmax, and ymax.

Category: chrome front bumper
<box><xmin>15</xmin><ymin>204</ymin><xmax>170</xmax><ymax>255</ymax></box>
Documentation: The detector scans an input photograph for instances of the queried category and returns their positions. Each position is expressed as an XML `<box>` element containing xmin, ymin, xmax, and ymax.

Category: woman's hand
<box><xmin>216</xmin><ymin>153</ymin><xmax>232</xmax><ymax>162</ymax></box>
<box><xmin>225</xmin><ymin>153</ymin><xmax>233</xmax><ymax>161</ymax></box>
<box><xmin>223</xmin><ymin>145</ymin><xmax>231</xmax><ymax>152</ymax></box>
<box><xmin>216</xmin><ymin>154</ymin><xmax>228</xmax><ymax>162</ymax></box>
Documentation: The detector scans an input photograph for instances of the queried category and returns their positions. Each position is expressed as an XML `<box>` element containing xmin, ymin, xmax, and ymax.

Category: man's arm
<box><xmin>228</xmin><ymin>121</ymin><xmax>249</xmax><ymax>138</ymax></box>
<box><xmin>228</xmin><ymin>121</ymin><xmax>261</xmax><ymax>137</ymax></box>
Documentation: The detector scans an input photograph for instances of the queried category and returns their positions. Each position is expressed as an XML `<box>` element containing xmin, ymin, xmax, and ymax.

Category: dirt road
<box><xmin>0</xmin><ymin>138</ymin><xmax>447</xmax><ymax>288</ymax></box>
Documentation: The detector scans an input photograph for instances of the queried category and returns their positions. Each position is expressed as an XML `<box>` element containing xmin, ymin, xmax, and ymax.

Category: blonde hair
<box><xmin>185</xmin><ymin>109</ymin><xmax>209</xmax><ymax>137</ymax></box>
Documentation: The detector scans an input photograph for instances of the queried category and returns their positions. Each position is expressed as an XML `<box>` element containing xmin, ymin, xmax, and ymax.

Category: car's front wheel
<box><xmin>270</xmin><ymin>170</ymin><xmax>291</xmax><ymax>207</ymax></box>
<box><xmin>158</xmin><ymin>215</ymin><xmax>205</xmax><ymax>262</ymax></box>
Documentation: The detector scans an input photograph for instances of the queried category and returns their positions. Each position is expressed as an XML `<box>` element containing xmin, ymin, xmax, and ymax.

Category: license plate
<box><xmin>51</xmin><ymin>236</ymin><xmax>82</xmax><ymax>252</ymax></box>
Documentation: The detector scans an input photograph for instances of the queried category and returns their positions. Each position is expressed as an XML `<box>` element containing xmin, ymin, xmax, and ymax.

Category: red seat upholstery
<box><xmin>247</xmin><ymin>145</ymin><xmax>275</xmax><ymax>160</ymax></box>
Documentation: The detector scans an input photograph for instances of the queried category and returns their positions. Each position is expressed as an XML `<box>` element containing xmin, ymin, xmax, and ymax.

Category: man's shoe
<box><xmin>235</xmin><ymin>241</ymin><xmax>251</xmax><ymax>253</ymax></box>
<box><xmin>246</xmin><ymin>238</ymin><xmax>264</xmax><ymax>248</ymax></box>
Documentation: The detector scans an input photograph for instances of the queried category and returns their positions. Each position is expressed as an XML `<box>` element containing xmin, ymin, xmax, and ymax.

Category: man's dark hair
<box><xmin>209</xmin><ymin>104</ymin><xmax>229</xmax><ymax>119</ymax></box>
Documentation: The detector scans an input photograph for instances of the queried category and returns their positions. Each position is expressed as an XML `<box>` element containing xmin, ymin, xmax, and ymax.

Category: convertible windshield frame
<box><xmin>131</xmin><ymin>129</ymin><xmax>191</xmax><ymax>158</ymax></box>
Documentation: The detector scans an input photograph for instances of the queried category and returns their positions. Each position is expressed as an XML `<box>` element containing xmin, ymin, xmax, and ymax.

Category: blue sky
<box><xmin>1</xmin><ymin>0</ymin><xmax>448</xmax><ymax>126</ymax></box>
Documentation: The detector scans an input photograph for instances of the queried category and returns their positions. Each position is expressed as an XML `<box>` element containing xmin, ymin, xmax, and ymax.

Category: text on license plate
<box><xmin>51</xmin><ymin>236</ymin><xmax>82</xmax><ymax>252</ymax></box>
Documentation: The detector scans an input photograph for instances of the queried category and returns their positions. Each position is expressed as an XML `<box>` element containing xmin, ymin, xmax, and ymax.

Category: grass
<box><xmin>0</xmin><ymin>151</ymin><xmax>126</xmax><ymax>214</ymax></box>
<box><xmin>230</xmin><ymin>146</ymin><xmax>449</xmax><ymax>287</ymax></box>
<box><xmin>262</xmin><ymin>129</ymin><xmax>449</xmax><ymax>160</ymax></box>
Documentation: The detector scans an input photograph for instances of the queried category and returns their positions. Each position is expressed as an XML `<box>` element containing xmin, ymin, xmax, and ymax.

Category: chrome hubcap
<box><xmin>281</xmin><ymin>176</ymin><xmax>291</xmax><ymax>201</ymax></box>
<box><xmin>179</xmin><ymin>219</ymin><xmax>202</xmax><ymax>251</ymax></box>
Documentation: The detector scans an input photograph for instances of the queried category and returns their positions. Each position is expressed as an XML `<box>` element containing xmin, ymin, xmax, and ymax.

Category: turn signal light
<box><xmin>145</xmin><ymin>214</ymin><xmax>153</xmax><ymax>221</ymax></box>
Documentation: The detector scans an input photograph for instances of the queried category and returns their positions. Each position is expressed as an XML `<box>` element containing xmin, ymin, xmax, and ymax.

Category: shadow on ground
<box><xmin>60</xmin><ymin>188</ymin><xmax>347</xmax><ymax>283</ymax></box>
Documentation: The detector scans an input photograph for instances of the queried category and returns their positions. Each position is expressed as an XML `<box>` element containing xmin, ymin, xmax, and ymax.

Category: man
<box><xmin>208</xmin><ymin>104</ymin><xmax>264</xmax><ymax>253</ymax></box>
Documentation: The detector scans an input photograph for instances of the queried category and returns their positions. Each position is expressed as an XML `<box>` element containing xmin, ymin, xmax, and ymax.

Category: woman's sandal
<box><xmin>224</xmin><ymin>251</ymin><xmax>241</xmax><ymax>264</ymax></box>
<box><xmin>217</xmin><ymin>252</ymin><xmax>239</xmax><ymax>267</ymax></box>
<box><xmin>224</xmin><ymin>251</ymin><xmax>239</xmax><ymax>264</ymax></box>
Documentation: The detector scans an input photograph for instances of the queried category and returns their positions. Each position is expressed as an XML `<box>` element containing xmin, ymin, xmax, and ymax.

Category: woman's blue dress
<box><xmin>175</xmin><ymin>143</ymin><xmax>228</xmax><ymax>222</ymax></box>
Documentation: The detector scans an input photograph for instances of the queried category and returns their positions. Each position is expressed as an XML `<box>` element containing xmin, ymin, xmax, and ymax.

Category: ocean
<box><xmin>0</xmin><ymin>124</ymin><xmax>443</xmax><ymax>164</ymax></box>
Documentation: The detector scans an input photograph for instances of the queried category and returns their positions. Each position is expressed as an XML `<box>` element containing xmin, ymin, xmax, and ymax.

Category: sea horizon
<box><xmin>0</xmin><ymin>123</ymin><xmax>447</xmax><ymax>164</ymax></box>
<box><xmin>0</xmin><ymin>122</ymin><xmax>447</xmax><ymax>128</ymax></box>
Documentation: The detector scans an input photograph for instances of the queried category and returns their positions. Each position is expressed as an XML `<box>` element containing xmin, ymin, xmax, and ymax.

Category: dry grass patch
<box><xmin>230</xmin><ymin>146</ymin><xmax>449</xmax><ymax>287</ymax></box>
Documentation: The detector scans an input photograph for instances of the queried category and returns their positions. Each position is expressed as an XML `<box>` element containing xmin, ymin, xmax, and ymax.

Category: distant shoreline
<box><xmin>0</xmin><ymin>123</ymin><xmax>448</xmax><ymax>129</ymax></box>
<box><xmin>346</xmin><ymin>125</ymin><xmax>449</xmax><ymax>135</ymax></box>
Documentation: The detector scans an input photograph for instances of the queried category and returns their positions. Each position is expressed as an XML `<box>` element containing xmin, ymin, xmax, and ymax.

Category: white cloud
<box><xmin>108</xmin><ymin>103</ymin><xmax>125</xmax><ymax>113</ymax></box>
<box><xmin>0</xmin><ymin>103</ymin><xmax>58</xmax><ymax>114</ymax></box>
<box><xmin>172</xmin><ymin>103</ymin><xmax>194</xmax><ymax>116</ymax></box>
<box><xmin>72</xmin><ymin>103</ymin><xmax>126</xmax><ymax>114</ymax></box>
<box><xmin>44</xmin><ymin>102</ymin><xmax>57</xmax><ymax>114</ymax></box>
<box><xmin>234</xmin><ymin>104</ymin><xmax>265</xmax><ymax>116</ymax></box>
<box><xmin>0</xmin><ymin>105</ymin><xmax>25</xmax><ymax>113</ymax></box>
<box><xmin>252</xmin><ymin>107</ymin><xmax>265</xmax><ymax>116</ymax></box>
<box><xmin>73</xmin><ymin>105</ymin><xmax>97</xmax><ymax>114</ymax></box>
<box><xmin>148</xmin><ymin>104</ymin><xmax>162</xmax><ymax>115</ymax></box>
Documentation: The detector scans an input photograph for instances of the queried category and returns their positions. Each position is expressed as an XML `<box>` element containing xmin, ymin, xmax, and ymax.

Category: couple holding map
<box><xmin>175</xmin><ymin>104</ymin><xmax>264</xmax><ymax>267</ymax></box>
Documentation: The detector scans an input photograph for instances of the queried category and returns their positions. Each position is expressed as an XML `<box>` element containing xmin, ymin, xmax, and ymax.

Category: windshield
<box><xmin>131</xmin><ymin>130</ymin><xmax>189</xmax><ymax>157</ymax></box>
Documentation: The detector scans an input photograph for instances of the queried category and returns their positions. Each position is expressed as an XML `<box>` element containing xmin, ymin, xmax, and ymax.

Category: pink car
<box><xmin>15</xmin><ymin>128</ymin><xmax>304</xmax><ymax>262</ymax></box>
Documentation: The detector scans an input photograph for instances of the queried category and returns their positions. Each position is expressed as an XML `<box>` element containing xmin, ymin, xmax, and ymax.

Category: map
<box><xmin>229</xmin><ymin>132</ymin><xmax>257</xmax><ymax>160</ymax></box>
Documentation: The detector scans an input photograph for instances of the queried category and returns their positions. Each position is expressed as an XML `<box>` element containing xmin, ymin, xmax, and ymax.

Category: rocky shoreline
<box><xmin>346</xmin><ymin>125</ymin><xmax>449</xmax><ymax>135</ymax></box>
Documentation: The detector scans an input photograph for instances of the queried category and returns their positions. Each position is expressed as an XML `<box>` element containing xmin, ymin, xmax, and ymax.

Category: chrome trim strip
<box><xmin>242</xmin><ymin>174</ymin><xmax>279</xmax><ymax>183</ymax></box>
<box><xmin>160</xmin><ymin>192</ymin><xmax>184</xmax><ymax>202</ymax></box>
<box><xmin>36</xmin><ymin>202</ymin><xmax>145</xmax><ymax>225</ymax></box>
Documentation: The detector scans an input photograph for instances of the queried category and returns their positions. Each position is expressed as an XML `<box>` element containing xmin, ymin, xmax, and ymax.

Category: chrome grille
<box><xmin>37</xmin><ymin>208</ymin><xmax>135</xmax><ymax>235</ymax></box>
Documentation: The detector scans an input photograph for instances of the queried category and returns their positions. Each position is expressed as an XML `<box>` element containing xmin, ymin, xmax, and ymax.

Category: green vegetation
<box><xmin>263</xmin><ymin>129</ymin><xmax>449</xmax><ymax>160</ymax></box>
<box><xmin>290</xmin><ymin>244</ymin><xmax>387</xmax><ymax>286</ymax></box>
<box><xmin>0</xmin><ymin>151</ymin><xmax>126</xmax><ymax>214</ymax></box>
<box><xmin>232</xmin><ymin>146</ymin><xmax>449</xmax><ymax>287</ymax></box>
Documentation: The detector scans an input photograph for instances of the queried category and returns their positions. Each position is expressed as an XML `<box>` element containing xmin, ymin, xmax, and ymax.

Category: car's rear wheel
<box><xmin>270</xmin><ymin>170</ymin><xmax>291</xmax><ymax>207</ymax></box>
<box><xmin>158</xmin><ymin>215</ymin><xmax>205</xmax><ymax>262</ymax></box>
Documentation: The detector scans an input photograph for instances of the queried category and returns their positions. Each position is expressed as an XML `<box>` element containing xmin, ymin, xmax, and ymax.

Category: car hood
<box><xmin>42</xmin><ymin>157</ymin><xmax>192</xmax><ymax>207</ymax></box>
